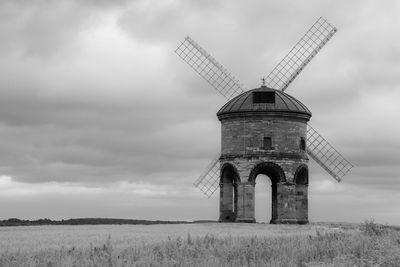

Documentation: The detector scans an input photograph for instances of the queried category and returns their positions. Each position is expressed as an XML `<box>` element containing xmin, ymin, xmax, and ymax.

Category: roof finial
<box><xmin>261</xmin><ymin>77</ymin><xmax>266</xmax><ymax>87</ymax></box>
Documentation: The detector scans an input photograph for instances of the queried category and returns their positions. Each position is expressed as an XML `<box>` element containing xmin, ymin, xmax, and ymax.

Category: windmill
<box><xmin>175</xmin><ymin>17</ymin><xmax>353</xmax><ymax>223</ymax></box>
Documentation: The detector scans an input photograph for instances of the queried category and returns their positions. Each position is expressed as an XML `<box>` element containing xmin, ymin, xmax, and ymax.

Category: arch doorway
<box><xmin>249</xmin><ymin>162</ymin><xmax>286</xmax><ymax>224</ymax></box>
<box><xmin>254</xmin><ymin>174</ymin><xmax>271</xmax><ymax>223</ymax></box>
<box><xmin>219</xmin><ymin>163</ymin><xmax>239</xmax><ymax>222</ymax></box>
<box><xmin>294</xmin><ymin>164</ymin><xmax>309</xmax><ymax>224</ymax></box>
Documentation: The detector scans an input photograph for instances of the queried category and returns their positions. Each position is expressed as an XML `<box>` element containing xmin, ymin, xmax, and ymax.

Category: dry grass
<box><xmin>1</xmin><ymin>221</ymin><xmax>399</xmax><ymax>266</ymax></box>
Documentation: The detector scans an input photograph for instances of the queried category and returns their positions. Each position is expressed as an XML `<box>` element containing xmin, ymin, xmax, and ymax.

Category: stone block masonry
<box><xmin>217</xmin><ymin>87</ymin><xmax>311</xmax><ymax>224</ymax></box>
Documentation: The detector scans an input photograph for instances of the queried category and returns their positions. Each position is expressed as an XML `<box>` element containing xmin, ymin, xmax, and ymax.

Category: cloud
<box><xmin>0</xmin><ymin>0</ymin><xmax>131</xmax><ymax>58</ymax></box>
<box><xmin>0</xmin><ymin>175</ymin><xmax>215</xmax><ymax>220</ymax></box>
<box><xmin>0</xmin><ymin>3</ymin><xmax>222</xmax><ymax>185</ymax></box>
<box><xmin>309</xmin><ymin>178</ymin><xmax>400</xmax><ymax>225</ymax></box>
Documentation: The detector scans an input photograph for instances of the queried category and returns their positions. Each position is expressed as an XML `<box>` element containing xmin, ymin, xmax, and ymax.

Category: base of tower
<box><xmin>235</xmin><ymin>218</ymin><xmax>256</xmax><ymax>223</ymax></box>
<box><xmin>218</xmin><ymin>218</ymin><xmax>308</xmax><ymax>224</ymax></box>
<box><xmin>271</xmin><ymin>219</ymin><xmax>309</xmax><ymax>224</ymax></box>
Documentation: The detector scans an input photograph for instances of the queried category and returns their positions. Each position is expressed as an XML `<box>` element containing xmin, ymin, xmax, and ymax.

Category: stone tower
<box><xmin>217</xmin><ymin>85</ymin><xmax>311</xmax><ymax>224</ymax></box>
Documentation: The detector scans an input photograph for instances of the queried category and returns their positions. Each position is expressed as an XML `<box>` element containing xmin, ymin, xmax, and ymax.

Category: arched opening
<box><xmin>249</xmin><ymin>162</ymin><xmax>286</xmax><ymax>224</ymax></box>
<box><xmin>219</xmin><ymin>163</ymin><xmax>239</xmax><ymax>222</ymax></box>
<box><xmin>294</xmin><ymin>165</ymin><xmax>308</xmax><ymax>185</ymax></box>
<box><xmin>254</xmin><ymin>174</ymin><xmax>271</xmax><ymax>223</ymax></box>
<box><xmin>294</xmin><ymin>164</ymin><xmax>309</xmax><ymax>224</ymax></box>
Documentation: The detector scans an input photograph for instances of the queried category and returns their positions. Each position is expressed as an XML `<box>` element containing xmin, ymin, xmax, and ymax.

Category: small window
<box><xmin>263</xmin><ymin>137</ymin><xmax>273</xmax><ymax>150</ymax></box>
<box><xmin>253</xmin><ymin>92</ymin><xmax>275</xmax><ymax>103</ymax></box>
<box><xmin>300</xmin><ymin>138</ymin><xmax>306</xmax><ymax>151</ymax></box>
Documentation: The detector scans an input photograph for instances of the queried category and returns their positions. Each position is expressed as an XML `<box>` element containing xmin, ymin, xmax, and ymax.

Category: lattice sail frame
<box><xmin>307</xmin><ymin>125</ymin><xmax>353</xmax><ymax>182</ymax></box>
<box><xmin>175</xmin><ymin>36</ymin><xmax>246</xmax><ymax>100</ymax></box>
<box><xmin>264</xmin><ymin>17</ymin><xmax>337</xmax><ymax>91</ymax></box>
<box><xmin>193</xmin><ymin>154</ymin><xmax>220</xmax><ymax>198</ymax></box>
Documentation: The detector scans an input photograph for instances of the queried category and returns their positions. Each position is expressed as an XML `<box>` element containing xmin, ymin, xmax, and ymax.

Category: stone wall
<box><xmin>218</xmin><ymin>114</ymin><xmax>310</xmax><ymax>224</ymax></box>
<box><xmin>221</xmin><ymin>116</ymin><xmax>308</xmax><ymax>156</ymax></box>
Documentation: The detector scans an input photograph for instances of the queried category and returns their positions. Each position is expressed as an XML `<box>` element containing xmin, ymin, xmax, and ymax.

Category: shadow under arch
<box><xmin>249</xmin><ymin>162</ymin><xmax>286</xmax><ymax>183</ymax></box>
<box><xmin>219</xmin><ymin>163</ymin><xmax>240</xmax><ymax>222</ymax></box>
<box><xmin>293</xmin><ymin>164</ymin><xmax>309</xmax><ymax>224</ymax></box>
<box><xmin>248</xmin><ymin>162</ymin><xmax>286</xmax><ymax>224</ymax></box>
<box><xmin>294</xmin><ymin>164</ymin><xmax>308</xmax><ymax>185</ymax></box>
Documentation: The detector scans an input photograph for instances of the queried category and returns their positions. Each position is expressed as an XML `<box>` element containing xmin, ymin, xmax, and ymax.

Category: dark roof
<box><xmin>217</xmin><ymin>86</ymin><xmax>312</xmax><ymax>117</ymax></box>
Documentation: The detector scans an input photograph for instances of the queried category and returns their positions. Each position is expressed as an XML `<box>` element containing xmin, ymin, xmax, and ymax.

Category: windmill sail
<box><xmin>175</xmin><ymin>36</ymin><xmax>246</xmax><ymax>101</ymax></box>
<box><xmin>263</xmin><ymin>17</ymin><xmax>337</xmax><ymax>91</ymax></box>
<box><xmin>307</xmin><ymin>125</ymin><xmax>353</xmax><ymax>182</ymax></box>
<box><xmin>260</xmin><ymin>17</ymin><xmax>352</xmax><ymax>181</ymax></box>
<box><xmin>175</xmin><ymin>36</ymin><xmax>248</xmax><ymax>198</ymax></box>
<box><xmin>193</xmin><ymin>154</ymin><xmax>221</xmax><ymax>198</ymax></box>
<box><xmin>175</xmin><ymin>37</ymin><xmax>246</xmax><ymax>197</ymax></box>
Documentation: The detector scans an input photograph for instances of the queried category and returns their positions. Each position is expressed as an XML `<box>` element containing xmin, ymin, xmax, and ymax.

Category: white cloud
<box><xmin>0</xmin><ymin>175</ymin><xmax>178</xmax><ymax>197</ymax></box>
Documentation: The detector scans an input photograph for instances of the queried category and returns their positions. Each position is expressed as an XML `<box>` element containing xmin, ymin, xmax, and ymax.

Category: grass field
<box><xmin>0</xmin><ymin>221</ymin><xmax>399</xmax><ymax>266</ymax></box>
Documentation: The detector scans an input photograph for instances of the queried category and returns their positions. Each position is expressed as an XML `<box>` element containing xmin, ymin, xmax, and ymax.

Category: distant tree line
<box><xmin>0</xmin><ymin>218</ymin><xmax>193</xmax><ymax>226</ymax></box>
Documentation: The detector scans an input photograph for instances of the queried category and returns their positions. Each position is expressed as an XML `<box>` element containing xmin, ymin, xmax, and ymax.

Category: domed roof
<box><xmin>217</xmin><ymin>86</ymin><xmax>312</xmax><ymax>118</ymax></box>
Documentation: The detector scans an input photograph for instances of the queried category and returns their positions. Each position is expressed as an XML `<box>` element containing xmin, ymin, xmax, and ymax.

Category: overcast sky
<box><xmin>0</xmin><ymin>0</ymin><xmax>399</xmax><ymax>225</ymax></box>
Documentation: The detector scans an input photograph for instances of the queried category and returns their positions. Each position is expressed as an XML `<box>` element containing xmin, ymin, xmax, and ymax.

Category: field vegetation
<box><xmin>1</xmin><ymin>220</ymin><xmax>399</xmax><ymax>266</ymax></box>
